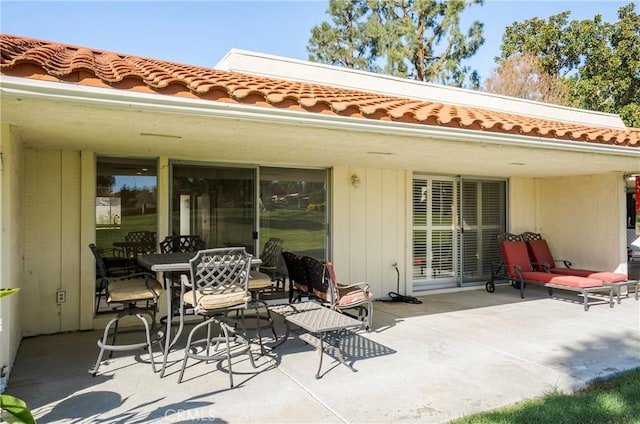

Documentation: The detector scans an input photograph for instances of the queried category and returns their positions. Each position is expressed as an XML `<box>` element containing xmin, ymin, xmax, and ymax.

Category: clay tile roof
<box><xmin>1</xmin><ymin>33</ymin><xmax>638</xmax><ymax>148</ymax></box>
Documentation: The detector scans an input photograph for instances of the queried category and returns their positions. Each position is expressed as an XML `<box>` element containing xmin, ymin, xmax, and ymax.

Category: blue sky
<box><xmin>0</xmin><ymin>1</ymin><xmax>630</xmax><ymax>82</ymax></box>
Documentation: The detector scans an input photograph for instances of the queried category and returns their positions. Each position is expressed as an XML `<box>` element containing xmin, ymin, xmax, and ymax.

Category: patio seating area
<box><xmin>6</xmin><ymin>286</ymin><xmax>639</xmax><ymax>423</ymax></box>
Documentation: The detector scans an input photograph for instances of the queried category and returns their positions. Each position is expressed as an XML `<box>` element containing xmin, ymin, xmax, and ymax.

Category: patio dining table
<box><xmin>137</xmin><ymin>251</ymin><xmax>262</xmax><ymax>377</ymax></box>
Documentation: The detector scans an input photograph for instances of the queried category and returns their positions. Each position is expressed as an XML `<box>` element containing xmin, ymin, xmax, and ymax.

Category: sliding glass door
<box><xmin>171</xmin><ymin>164</ymin><xmax>329</xmax><ymax>259</ymax></box>
<box><xmin>172</xmin><ymin>164</ymin><xmax>256</xmax><ymax>253</ymax></box>
<box><xmin>259</xmin><ymin>167</ymin><xmax>328</xmax><ymax>260</ymax></box>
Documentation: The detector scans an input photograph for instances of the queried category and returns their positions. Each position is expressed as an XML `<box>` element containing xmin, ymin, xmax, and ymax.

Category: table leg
<box><xmin>315</xmin><ymin>334</ymin><xmax>324</xmax><ymax>379</ymax></box>
<box><xmin>159</xmin><ymin>273</ymin><xmax>185</xmax><ymax>377</ymax></box>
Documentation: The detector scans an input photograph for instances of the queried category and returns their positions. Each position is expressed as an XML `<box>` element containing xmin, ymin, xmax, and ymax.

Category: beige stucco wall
<box><xmin>508</xmin><ymin>177</ymin><xmax>537</xmax><ymax>234</ymax></box>
<box><xmin>0</xmin><ymin>123</ymin><xmax>24</xmax><ymax>387</ymax></box>
<box><xmin>509</xmin><ymin>173</ymin><xmax>627</xmax><ymax>273</ymax></box>
<box><xmin>331</xmin><ymin>166</ymin><xmax>409</xmax><ymax>298</ymax></box>
<box><xmin>537</xmin><ymin>173</ymin><xmax>627</xmax><ymax>273</ymax></box>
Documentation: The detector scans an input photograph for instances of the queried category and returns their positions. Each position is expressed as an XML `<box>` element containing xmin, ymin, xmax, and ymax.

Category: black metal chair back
<box><xmin>282</xmin><ymin>251</ymin><xmax>309</xmax><ymax>302</ymax></box>
<box><xmin>301</xmin><ymin>256</ymin><xmax>332</xmax><ymax>303</ymax></box>
<box><xmin>125</xmin><ymin>230</ymin><xmax>156</xmax><ymax>244</ymax></box>
<box><xmin>160</xmin><ymin>235</ymin><xmax>206</xmax><ymax>253</ymax></box>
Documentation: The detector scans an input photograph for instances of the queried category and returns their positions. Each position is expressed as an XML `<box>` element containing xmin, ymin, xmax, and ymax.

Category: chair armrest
<box><xmin>101</xmin><ymin>247</ymin><xmax>125</xmax><ymax>257</ymax></box>
<box><xmin>531</xmin><ymin>261</ymin><xmax>551</xmax><ymax>272</ymax></box>
<box><xmin>555</xmin><ymin>259</ymin><xmax>573</xmax><ymax>268</ymax></box>
<box><xmin>336</xmin><ymin>281</ymin><xmax>370</xmax><ymax>292</ymax></box>
<box><xmin>107</xmin><ymin>263</ymin><xmax>140</xmax><ymax>274</ymax></box>
<box><xmin>502</xmin><ymin>264</ymin><xmax>524</xmax><ymax>280</ymax></box>
<box><xmin>180</xmin><ymin>273</ymin><xmax>193</xmax><ymax>289</ymax></box>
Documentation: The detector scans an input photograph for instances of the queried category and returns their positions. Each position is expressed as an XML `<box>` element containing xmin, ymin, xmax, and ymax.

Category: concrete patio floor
<box><xmin>6</xmin><ymin>284</ymin><xmax>640</xmax><ymax>424</ymax></box>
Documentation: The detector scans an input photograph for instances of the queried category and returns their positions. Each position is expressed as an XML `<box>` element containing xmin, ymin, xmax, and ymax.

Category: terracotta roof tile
<box><xmin>1</xmin><ymin>33</ymin><xmax>638</xmax><ymax>147</ymax></box>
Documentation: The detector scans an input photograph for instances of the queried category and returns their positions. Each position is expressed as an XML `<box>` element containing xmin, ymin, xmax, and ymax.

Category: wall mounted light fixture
<box><xmin>351</xmin><ymin>174</ymin><xmax>361</xmax><ymax>187</ymax></box>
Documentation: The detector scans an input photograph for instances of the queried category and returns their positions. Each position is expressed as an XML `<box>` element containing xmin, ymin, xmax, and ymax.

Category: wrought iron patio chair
<box><xmin>485</xmin><ymin>232</ymin><xmax>524</xmax><ymax>293</ymax></box>
<box><xmin>302</xmin><ymin>256</ymin><xmax>373</xmax><ymax>330</ymax></box>
<box><xmin>159</xmin><ymin>234</ymin><xmax>206</xmax><ymax>254</ymax></box>
<box><xmin>124</xmin><ymin>230</ymin><xmax>156</xmax><ymax>246</ymax></box>
<box><xmin>89</xmin><ymin>243</ymin><xmax>139</xmax><ymax>314</ymax></box>
<box><xmin>177</xmin><ymin>247</ymin><xmax>257</xmax><ymax>387</ymax></box>
<box><xmin>88</xmin><ymin>244</ymin><xmax>163</xmax><ymax>376</ymax></box>
<box><xmin>282</xmin><ymin>251</ymin><xmax>310</xmax><ymax>303</ymax></box>
<box><xmin>256</xmin><ymin>237</ymin><xmax>286</xmax><ymax>292</ymax></box>
<box><xmin>116</xmin><ymin>231</ymin><xmax>158</xmax><ymax>270</ymax></box>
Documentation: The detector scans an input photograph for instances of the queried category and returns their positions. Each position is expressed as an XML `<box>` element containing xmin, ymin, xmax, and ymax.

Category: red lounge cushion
<box><xmin>521</xmin><ymin>272</ymin><xmax>602</xmax><ymax>287</ymax></box>
<box><xmin>521</xmin><ymin>271</ymin><xmax>561</xmax><ymax>283</ymax></box>
<box><xmin>584</xmin><ymin>272</ymin><xmax>627</xmax><ymax>283</ymax></box>
<box><xmin>526</xmin><ymin>239</ymin><xmax>555</xmax><ymax>271</ymax></box>
<box><xmin>337</xmin><ymin>288</ymin><xmax>370</xmax><ymax>306</ymax></box>
<box><xmin>500</xmin><ymin>241</ymin><xmax>534</xmax><ymax>276</ymax></box>
<box><xmin>547</xmin><ymin>275</ymin><xmax>603</xmax><ymax>288</ymax></box>
<box><xmin>550</xmin><ymin>268</ymin><xmax>627</xmax><ymax>282</ymax></box>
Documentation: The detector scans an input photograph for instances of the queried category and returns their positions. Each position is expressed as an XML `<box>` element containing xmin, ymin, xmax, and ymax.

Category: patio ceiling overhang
<box><xmin>2</xmin><ymin>76</ymin><xmax>639</xmax><ymax>178</ymax></box>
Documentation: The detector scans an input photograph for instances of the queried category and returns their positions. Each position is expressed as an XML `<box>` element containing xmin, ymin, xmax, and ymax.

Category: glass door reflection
<box><xmin>172</xmin><ymin>164</ymin><xmax>256</xmax><ymax>253</ymax></box>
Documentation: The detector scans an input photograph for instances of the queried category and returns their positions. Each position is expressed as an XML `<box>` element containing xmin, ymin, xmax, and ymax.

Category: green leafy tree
<box><xmin>308</xmin><ymin>0</ymin><xmax>485</xmax><ymax>87</ymax></box>
<box><xmin>496</xmin><ymin>3</ymin><xmax>640</xmax><ymax>127</ymax></box>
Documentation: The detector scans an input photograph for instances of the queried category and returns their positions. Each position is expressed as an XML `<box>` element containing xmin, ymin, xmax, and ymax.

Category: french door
<box><xmin>412</xmin><ymin>176</ymin><xmax>506</xmax><ymax>291</ymax></box>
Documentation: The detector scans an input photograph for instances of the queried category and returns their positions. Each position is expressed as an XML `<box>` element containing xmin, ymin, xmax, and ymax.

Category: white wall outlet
<box><xmin>56</xmin><ymin>290</ymin><xmax>66</xmax><ymax>304</ymax></box>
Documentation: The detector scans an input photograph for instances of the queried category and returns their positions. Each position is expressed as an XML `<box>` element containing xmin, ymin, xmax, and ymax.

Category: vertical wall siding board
<box><xmin>381</xmin><ymin>169</ymin><xmax>399</xmax><ymax>296</ymax></box>
<box><xmin>397</xmin><ymin>171</ymin><xmax>408</xmax><ymax>295</ymax></box>
<box><xmin>349</xmin><ymin>167</ymin><xmax>367</xmax><ymax>284</ymax></box>
<box><xmin>22</xmin><ymin>149</ymin><xmax>63</xmax><ymax>335</ymax></box>
<box><xmin>38</xmin><ymin>150</ymin><xmax>63</xmax><ymax>334</ymax></box>
<box><xmin>22</xmin><ymin>149</ymin><xmax>39</xmax><ymax>336</ymax></box>
<box><xmin>60</xmin><ymin>151</ymin><xmax>81</xmax><ymax>331</ymax></box>
<box><xmin>365</xmin><ymin>168</ymin><xmax>383</xmax><ymax>295</ymax></box>
<box><xmin>331</xmin><ymin>166</ymin><xmax>350</xmax><ymax>272</ymax></box>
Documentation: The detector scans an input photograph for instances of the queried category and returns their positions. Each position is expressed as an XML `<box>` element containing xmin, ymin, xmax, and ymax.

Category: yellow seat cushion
<box><xmin>184</xmin><ymin>288</ymin><xmax>250</xmax><ymax>312</ymax></box>
<box><xmin>107</xmin><ymin>278</ymin><xmax>163</xmax><ymax>303</ymax></box>
<box><xmin>249</xmin><ymin>270</ymin><xmax>273</xmax><ymax>290</ymax></box>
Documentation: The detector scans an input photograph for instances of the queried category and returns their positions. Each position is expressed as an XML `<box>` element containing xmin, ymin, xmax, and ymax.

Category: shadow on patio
<box><xmin>6</xmin><ymin>286</ymin><xmax>640</xmax><ymax>423</ymax></box>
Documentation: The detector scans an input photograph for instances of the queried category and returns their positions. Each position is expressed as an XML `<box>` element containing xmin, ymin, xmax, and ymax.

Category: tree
<box><xmin>308</xmin><ymin>0</ymin><xmax>485</xmax><ymax>87</ymax></box>
<box><xmin>484</xmin><ymin>52</ymin><xmax>569</xmax><ymax>104</ymax></box>
<box><xmin>307</xmin><ymin>1</ymin><xmax>375</xmax><ymax>70</ymax></box>
<box><xmin>496</xmin><ymin>3</ymin><xmax>640</xmax><ymax>127</ymax></box>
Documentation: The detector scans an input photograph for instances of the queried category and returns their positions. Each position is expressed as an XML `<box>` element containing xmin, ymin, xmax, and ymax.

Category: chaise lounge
<box><xmin>499</xmin><ymin>238</ymin><xmax>614</xmax><ymax>311</ymax></box>
<box><xmin>522</xmin><ymin>232</ymin><xmax>637</xmax><ymax>303</ymax></box>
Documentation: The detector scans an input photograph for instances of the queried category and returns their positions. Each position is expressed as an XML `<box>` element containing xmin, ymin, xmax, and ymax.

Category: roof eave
<box><xmin>2</xmin><ymin>75</ymin><xmax>639</xmax><ymax>159</ymax></box>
